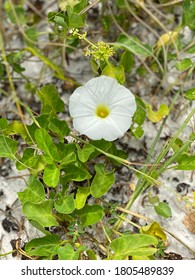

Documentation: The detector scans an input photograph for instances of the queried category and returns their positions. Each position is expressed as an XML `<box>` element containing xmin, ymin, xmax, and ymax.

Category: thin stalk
<box><xmin>150</xmin><ymin>106</ymin><xmax>195</xmax><ymax>171</ymax></box>
<box><xmin>158</xmin><ymin>133</ymin><xmax>195</xmax><ymax>174</ymax></box>
<box><xmin>69</xmin><ymin>133</ymin><xmax>160</xmax><ymax>185</ymax></box>
<box><xmin>116</xmin><ymin>206</ymin><xmax>195</xmax><ymax>255</ymax></box>
<box><xmin>114</xmin><ymin>105</ymin><xmax>195</xmax><ymax>231</ymax></box>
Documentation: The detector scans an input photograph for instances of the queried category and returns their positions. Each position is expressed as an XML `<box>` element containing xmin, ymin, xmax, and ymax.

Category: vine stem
<box><xmin>69</xmin><ymin>133</ymin><xmax>160</xmax><ymax>186</ymax></box>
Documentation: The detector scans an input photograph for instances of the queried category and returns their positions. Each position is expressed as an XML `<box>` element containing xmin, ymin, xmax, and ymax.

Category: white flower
<box><xmin>69</xmin><ymin>75</ymin><xmax>137</xmax><ymax>141</ymax></box>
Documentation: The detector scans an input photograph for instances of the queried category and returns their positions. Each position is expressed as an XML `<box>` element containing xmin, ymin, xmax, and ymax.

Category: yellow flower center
<box><xmin>96</xmin><ymin>104</ymin><xmax>110</xmax><ymax>118</ymax></box>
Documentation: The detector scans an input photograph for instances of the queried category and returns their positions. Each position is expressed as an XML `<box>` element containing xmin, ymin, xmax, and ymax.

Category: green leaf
<box><xmin>35</xmin><ymin>114</ymin><xmax>50</xmax><ymax>129</ymax></box>
<box><xmin>182</xmin><ymin>0</ymin><xmax>195</xmax><ymax>30</ymax></box>
<box><xmin>75</xmin><ymin>186</ymin><xmax>90</xmax><ymax>210</ymax></box>
<box><xmin>110</xmin><ymin>234</ymin><xmax>158</xmax><ymax>259</ymax></box>
<box><xmin>0</xmin><ymin>135</ymin><xmax>18</xmax><ymax>160</ymax></box>
<box><xmin>57</xmin><ymin>143</ymin><xmax>76</xmax><ymax>165</ymax></box>
<box><xmin>102</xmin><ymin>64</ymin><xmax>125</xmax><ymax>84</ymax></box>
<box><xmin>54</xmin><ymin>193</ymin><xmax>75</xmax><ymax>214</ymax></box>
<box><xmin>58</xmin><ymin>244</ymin><xmax>86</xmax><ymax>260</ymax></box>
<box><xmin>120</xmin><ymin>50</ymin><xmax>134</xmax><ymax>74</ymax></box>
<box><xmin>54</xmin><ymin>15</ymin><xmax>67</xmax><ymax>27</ymax></box>
<box><xmin>35</xmin><ymin>128</ymin><xmax>60</xmax><ymax>162</ymax></box>
<box><xmin>4</xmin><ymin>3</ymin><xmax>26</xmax><ymax>25</ymax></box>
<box><xmin>171</xmin><ymin>138</ymin><xmax>184</xmax><ymax>153</ymax></box>
<box><xmin>0</xmin><ymin>62</ymin><xmax>5</xmax><ymax>78</ymax></box>
<box><xmin>25</xmin><ymin>235</ymin><xmax>60</xmax><ymax>258</ymax></box>
<box><xmin>133</xmin><ymin>97</ymin><xmax>146</xmax><ymax>125</ymax></box>
<box><xmin>72</xmin><ymin>0</ymin><xmax>88</xmax><ymax>13</ymax></box>
<box><xmin>184</xmin><ymin>88</ymin><xmax>195</xmax><ymax>100</ymax></box>
<box><xmin>43</xmin><ymin>164</ymin><xmax>60</xmax><ymax>187</ymax></box>
<box><xmin>18</xmin><ymin>176</ymin><xmax>45</xmax><ymax>204</ymax></box>
<box><xmin>16</xmin><ymin>148</ymin><xmax>45</xmax><ymax>172</ymax></box>
<box><xmin>76</xmin><ymin>204</ymin><xmax>104</xmax><ymax>226</ymax></box>
<box><xmin>186</xmin><ymin>44</ymin><xmax>195</xmax><ymax>54</ymax></box>
<box><xmin>175</xmin><ymin>58</ymin><xmax>193</xmax><ymax>72</ymax></box>
<box><xmin>116</xmin><ymin>0</ymin><xmax>126</xmax><ymax>8</ymax></box>
<box><xmin>154</xmin><ymin>202</ymin><xmax>172</xmax><ymax>218</ymax></box>
<box><xmin>0</xmin><ymin>118</ymin><xmax>8</xmax><ymax>131</ymax></box>
<box><xmin>68</xmin><ymin>12</ymin><xmax>84</xmax><ymax>28</ymax></box>
<box><xmin>175</xmin><ymin>154</ymin><xmax>195</xmax><ymax>170</ymax></box>
<box><xmin>6</xmin><ymin>52</ymin><xmax>25</xmax><ymax>73</ymax></box>
<box><xmin>116</xmin><ymin>34</ymin><xmax>152</xmax><ymax>57</ymax></box>
<box><xmin>86</xmin><ymin>249</ymin><xmax>97</xmax><ymax>260</ymax></box>
<box><xmin>131</xmin><ymin>97</ymin><xmax>146</xmax><ymax>138</ymax></box>
<box><xmin>107</xmin><ymin>142</ymin><xmax>127</xmax><ymax>166</ymax></box>
<box><xmin>89</xmin><ymin>139</ymin><xmax>112</xmax><ymax>159</ymax></box>
<box><xmin>6</xmin><ymin>120</ymin><xmax>28</xmax><ymax>140</ymax></box>
<box><xmin>90</xmin><ymin>163</ymin><xmax>115</xmax><ymax>198</ymax></box>
<box><xmin>36</xmin><ymin>84</ymin><xmax>65</xmax><ymax>114</ymax></box>
<box><xmin>24</xmin><ymin>27</ymin><xmax>38</xmax><ymax>46</ymax></box>
<box><xmin>48</xmin><ymin>117</ymin><xmax>70</xmax><ymax>141</ymax></box>
<box><xmin>76</xmin><ymin>144</ymin><xmax>95</xmax><ymax>163</ymax></box>
<box><xmin>29</xmin><ymin>220</ymin><xmax>52</xmax><ymax>236</ymax></box>
<box><xmin>146</xmin><ymin>103</ymin><xmax>169</xmax><ymax>123</ymax></box>
<box><xmin>23</xmin><ymin>200</ymin><xmax>58</xmax><ymax>227</ymax></box>
<box><xmin>61</xmin><ymin>164</ymin><xmax>91</xmax><ymax>182</ymax></box>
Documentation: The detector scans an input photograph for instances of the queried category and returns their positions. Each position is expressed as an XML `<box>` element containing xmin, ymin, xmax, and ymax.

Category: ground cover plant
<box><xmin>0</xmin><ymin>0</ymin><xmax>195</xmax><ymax>260</ymax></box>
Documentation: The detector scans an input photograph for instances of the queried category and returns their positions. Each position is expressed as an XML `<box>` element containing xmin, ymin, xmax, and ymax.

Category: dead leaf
<box><xmin>182</xmin><ymin>212</ymin><xmax>195</xmax><ymax>233</ymax></box>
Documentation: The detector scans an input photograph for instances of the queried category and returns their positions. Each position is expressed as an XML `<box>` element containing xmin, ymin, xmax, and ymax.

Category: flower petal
<box><xmin>73</xmin><ymin>116</ymin><xmax>104</xmax><ymax>140</ymax></box>
<box><xmin>69</xmin><ymin>86</ymin><xmax>96</xmax><ymax>113</ymax></box>
<box><xmin>69</xmin><ymin>75</ymin><xmax>137</xmax><ymax>141</ymax></box>
<box><xmin>86</xmin><ymin>75</ymin><xmax>119</xmax><ymax>104</ymax></box>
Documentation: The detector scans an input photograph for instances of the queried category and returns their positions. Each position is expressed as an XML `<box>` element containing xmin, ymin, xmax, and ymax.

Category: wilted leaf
<box><xmin>156</xmin><ymin>31</ymin><xmax>178</xmax><ymax>49</ymax></box>
<box><xmin>140</xmin><ymin>222</ymin><xmax>167</xmax><ymax>241</ymax></box>
<box><xmin>182</xmin><ymin>212</ymin><xmax>195</xmax><ymax>233</ymax></box>
<box><xmin>146</xmin><ymin>103</ymin><xmax>169</xmax><ymax>123</ymax></box>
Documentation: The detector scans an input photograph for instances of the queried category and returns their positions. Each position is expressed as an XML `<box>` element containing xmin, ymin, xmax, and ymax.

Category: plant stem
<box><xmin>113</xmin><ymin>105</ymin><xmax>195</xmax><ymax>232</ymax></box>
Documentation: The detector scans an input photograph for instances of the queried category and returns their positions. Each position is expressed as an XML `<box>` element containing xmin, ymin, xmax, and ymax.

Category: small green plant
<box><xmin>0</xmin><ymin>0</ymin><xmax>195</xmax><ymax>260</ymax></box>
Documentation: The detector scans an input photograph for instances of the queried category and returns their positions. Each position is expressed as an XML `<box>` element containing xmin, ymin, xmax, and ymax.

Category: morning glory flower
<box><xmin>69</xmin><ymin>75</ymin><xmax>136</xmax><ymax>141</ymax></box>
